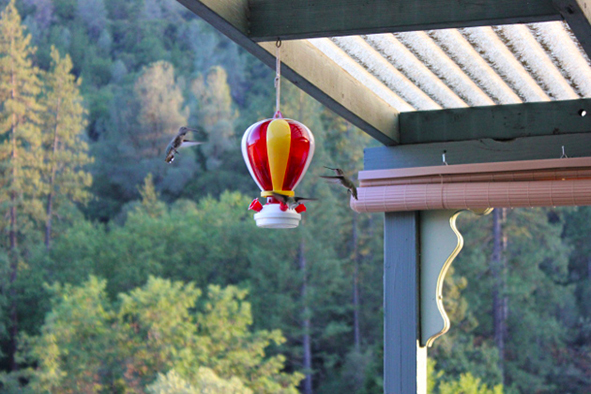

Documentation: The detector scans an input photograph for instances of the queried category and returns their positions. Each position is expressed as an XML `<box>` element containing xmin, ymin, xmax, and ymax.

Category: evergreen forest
<box><xmin>0</xmin><ymin>0</ymin><xmax>589</xmax><ymax>392</ymax></box>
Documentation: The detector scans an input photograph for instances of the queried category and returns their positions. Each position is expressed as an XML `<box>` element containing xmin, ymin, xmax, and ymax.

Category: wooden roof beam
<box><xmin>249</xmin><ymin>0</ymin><xmax>561</xmax><ymax>41</ymax></box>
<box><xmin>399</xmin><ymin>98</ymin><xmax>591</xmax><ymax>144</ymax></box>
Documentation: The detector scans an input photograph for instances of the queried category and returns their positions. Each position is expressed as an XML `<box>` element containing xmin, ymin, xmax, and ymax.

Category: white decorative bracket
<box><xmin>419</xmin><ymin>208</ymin><xmax>492</xmax><ymax>347</ymax></box>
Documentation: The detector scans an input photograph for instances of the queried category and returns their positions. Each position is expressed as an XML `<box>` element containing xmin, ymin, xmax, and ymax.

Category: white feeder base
<box><xmin>254</xmin><ymin>203</ymin><xmax>301</xmax><ymax>229</ymax></box>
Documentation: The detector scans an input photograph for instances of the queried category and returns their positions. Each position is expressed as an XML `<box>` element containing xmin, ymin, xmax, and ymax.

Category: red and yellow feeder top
<box><xmin>241</xmin><ymin>113</ymin><xmax>315</xmax><ymax>198</ymax></box>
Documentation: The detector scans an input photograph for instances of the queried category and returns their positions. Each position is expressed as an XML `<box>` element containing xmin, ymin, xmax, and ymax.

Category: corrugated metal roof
<box><xmin>308</xmin><ymin>21</ymin><xmax>591</xmax><ymax>112</ymax></box>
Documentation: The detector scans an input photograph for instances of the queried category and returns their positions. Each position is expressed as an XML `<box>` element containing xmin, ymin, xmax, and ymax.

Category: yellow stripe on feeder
<box><xmin>266</xmin><ymin>118</ymin><xmax>294</xmax><ymax>197</ymax></box>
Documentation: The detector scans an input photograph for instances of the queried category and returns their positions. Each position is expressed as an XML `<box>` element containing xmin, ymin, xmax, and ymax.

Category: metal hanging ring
<box><xmin>276</xmin><ymin>38</ymin><xmax>282</xmax><ymax>48</ymax></box>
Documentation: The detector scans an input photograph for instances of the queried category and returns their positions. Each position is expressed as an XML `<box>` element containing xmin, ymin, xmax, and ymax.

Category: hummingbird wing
<box><xmin>319</xmin><ymin>175</ymin><xmax>344</xmax><ymax>184</ymax></box>
<box><xmin>294</xmin><ymin>197</ymin><xmax>317</xmax><ymax>203</ymax></box>
<box><xmin>179</xmin><ymin>140</ymin><xmax>203</xmax><ymax>148</ymax></box>
<box><xmin>271</xmin><ymin>192</ymin><xmax>290</xmax><ymax>204</ymax></box>
<box><xmin>324</xmin><ymin>167</ymin><xmax>345</xmax><ymax>176</ymax></box>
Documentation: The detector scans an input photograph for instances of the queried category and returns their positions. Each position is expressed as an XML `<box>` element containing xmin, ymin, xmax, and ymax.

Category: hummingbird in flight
<box><xmin>164</xmin><ymin>126</ymin><xmax>203</xmax><ymax>163</ymax></box>
<box><xmin>272</xmin><ymin>192</ymin><xmax>317</xmax><ymax>210</ymax></box>
<box><xmin>320</xmin><ymin>166</ymin><xmax>358</xmax><ymax>200</ymax></box>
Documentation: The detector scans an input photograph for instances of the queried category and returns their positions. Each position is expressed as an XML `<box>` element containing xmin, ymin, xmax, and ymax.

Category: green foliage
<box><xmin>427</xmin><ymin>361</ymin><xmax>444</xmax><ymax>394</ymax></box>
<box><xmin>76</xmin><ymin>0</ymin><xmax>106</xmax><ymax>39</ymax></box>
<box><xmin>22</xmin><ymin>276</ymin><xmax>111</xmax><ymax>393</ymax></box>
<box><xmin>181</xmin><ymin>65</ymin><xmax>253</xmax><ymax>202</ymax></box>
<box><xmin>146</xmin><ymin>368</ymin><xmax>253</xmax><ymax>394</ymax></box>
<box><xmin>45</xmin><ymin>185</ymin><xmax>362</xmax><ymax>391</ymax></box>
<box><xmin>0</xmin><ymin>0</ymin><xmax>45</xmax><ymax>230</ymax></box>
<box><xmin>433</xmin><ymin>208</ymin><xmax>578</xmax><ymax>393</ymax></box>
<box><xmin>438</xmin><ymin>373</ymin><xmax>503</xmax><ymax>394</ymax></box>
<box><xmin>191</xmin><ymin>66</ymin><xmax>237</xmax><ymax>170</ymax></box>
<box><xmin>0</xmin><ymin>1</ymin><xmax>46</xmax><ymax>371</ymax></box>
<box><xmin>196</xmin><ymin>285</ymin><xmax>303</xmax><ymax>394</ymax></box>
<box><xmin>428</xmin><ymin>360</ymin><xmax>502</xmax><ymax>394</ymax></box>
<box><xmin>93</xmin><ymin>60</ymin><xmax>195</xmax><ymax>203</ymax></box>
<box><xmin>42</xmin><ymin>46</ymin><xmax>91</xmax><ymax>198</ymax></box>
<box><xmin>42</xmin><ymin>45</ymin><xmax>93</xmax><ymax>247</ymax></box>
<box><xmin>17</xmin><ymin>276</ymin><xmax>301</xmax><ymax>393</ymax></box>
<box><xmin>147</xmin><ymin>370</ymin><xmax>202</xmax><ymax>394</ymax></box>
<box><xmin>136</xmin><ymin>173</ymin><xmax>166</xmax><ymax>218</ymax></box>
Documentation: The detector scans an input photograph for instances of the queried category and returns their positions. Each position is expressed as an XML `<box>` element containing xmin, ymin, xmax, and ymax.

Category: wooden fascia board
<box><xmin>399</xmin><ymin>99</ymin><xmax>591</xmax><ymax>144</ymax></box>
<box><xmin>175</xmin><ymin>0</ymin><xmax>400</xmax><ymax>145</ymax></box>
<box><xmin>249</xmin><ymin>0</ymin><xmax>561</xmax><ymax>41</ymax></box>
<box><xmin>553</xmin><ymin>0</ymin><xmax>591</xmax><ymax>60</ymax></box>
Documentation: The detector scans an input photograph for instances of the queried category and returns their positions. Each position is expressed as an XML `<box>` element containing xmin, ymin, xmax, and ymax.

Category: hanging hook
<box><xmin>560</xmin><ymin>145</ymin><xmax>568</xmax><ymax>159</ymax></box>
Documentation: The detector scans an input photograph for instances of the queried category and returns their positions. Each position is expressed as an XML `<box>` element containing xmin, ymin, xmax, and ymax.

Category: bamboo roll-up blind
<box><xmin>351</xmin><ymin>157</ymin><xmax>591</xmax><ymax>213</ymax></box>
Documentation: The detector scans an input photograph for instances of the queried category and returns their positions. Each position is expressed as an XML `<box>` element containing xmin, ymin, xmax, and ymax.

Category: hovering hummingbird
<box><xmin>272</xmin><ymin>192</ymin><xmax>317</xmax><ymax>210</ymax></box>
<box><xmin>164</xmin><ymin>126</ymin><xmax>203</xmax><ymax>163</ymax></box>
<box><xmin>320</xmin><ymin>166</ymin><xmax>358</xmax><ymax>200</ymax></box>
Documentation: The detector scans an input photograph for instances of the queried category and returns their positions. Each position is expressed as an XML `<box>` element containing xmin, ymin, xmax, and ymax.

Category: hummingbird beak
<box><xmin>185</xmin><ymin>127</ymin><xmax>200</xmax><ymax>132</ymax></box>
<box><xmin>324</xmin><ymin>166</ymin><xmax>337</xmax><ymax>170</ymax></box>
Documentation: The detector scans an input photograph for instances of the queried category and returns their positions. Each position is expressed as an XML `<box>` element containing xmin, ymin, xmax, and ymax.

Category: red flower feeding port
<box><xmin>241</xmin><ymin>112</ymin><xmax>315</xmax><ymax>228</ymax></box>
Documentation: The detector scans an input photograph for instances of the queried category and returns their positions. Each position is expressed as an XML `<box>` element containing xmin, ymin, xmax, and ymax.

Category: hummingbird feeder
<box><xmin>241</xmin><ymin>40</ymin><xmax>315</xmax><ymax>228</ymax></box>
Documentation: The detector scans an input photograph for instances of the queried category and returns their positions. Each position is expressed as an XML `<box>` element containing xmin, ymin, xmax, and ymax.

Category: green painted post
<box><xmin>384</xmin><ymin>211</ymin><xmax>427</xmax><ymax>394</ymax></box>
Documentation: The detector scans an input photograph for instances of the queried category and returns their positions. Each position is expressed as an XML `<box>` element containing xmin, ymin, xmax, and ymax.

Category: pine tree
<box><xmin>297</xmin><ymin>238</ymin><xmax>313</xmax><ymax>394</ymax></box>
<box><xmin>41</xmin><ymin>46</ymin><xmax>92</xmax><ymax>250</ymax></box>
<box><xmin>0</xmin><ymin>0</ymin><xmax>44</xmax><ymax>370</ymax></box>
<box><xmin>491</xmin><ymin>208</ymin><xmax>508</xmax><ymax>382</ymax></box>
<box><xmin>137</xmin><ymin>173</ymin><xmax>166</xmax><ymax>218</ymax></box>
<box><xmin>191</xmin><ymin>66</ymin><xmax>237</xmax><ymax>170</ymax></box>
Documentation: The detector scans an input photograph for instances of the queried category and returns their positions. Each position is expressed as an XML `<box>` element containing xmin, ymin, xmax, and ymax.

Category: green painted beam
<box><xmin>399</xmin><ymin>99</ymin><xmax>591</xmax><ymax>145</ymax></box>
<box><xmin>364</xmin><ymin>133</ymin><xmax>591</xmax><ymax>170</ymax></box>
<box><xmin>249</xmin><ymin>0</ymin><xmax>561</xmax><ymax>41</ymax></box>
<box><xmin>175</xmin><ymin>0</ymin><xmax>399</xmax><ymax>145</ymax></box>
<box><xmin>553</xmin><ymin>0</ymin><xmax>591</xmax><ymax>60</ymax></box>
